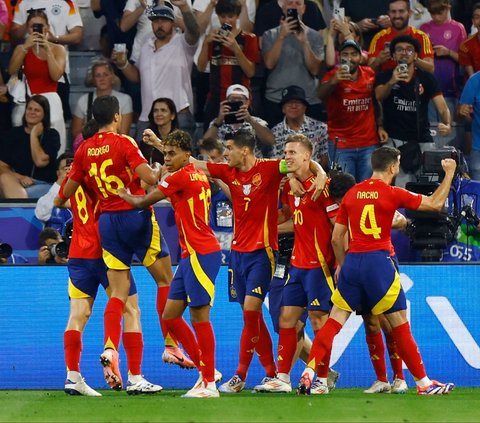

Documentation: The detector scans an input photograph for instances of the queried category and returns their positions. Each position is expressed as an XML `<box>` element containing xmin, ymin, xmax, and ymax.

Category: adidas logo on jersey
<box><xmin>310</xmin><ymin>299</ymin><xmax>320</xmax><ymax>306</ymax></box>
<box><xmin>252</xmin><ymin>287</ymin><xmax>262</xmax><ymax>294</ymax></box>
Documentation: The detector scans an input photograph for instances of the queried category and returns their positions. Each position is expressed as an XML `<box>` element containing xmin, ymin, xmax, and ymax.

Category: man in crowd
<box><xmin>368</xmin><ymin>0</ymin><xmax>434</xmax><ymax>73</ymax></box>
<box><xmin>271</xmin><ymin>85</ymin><xmax>329</xmax><ymax>169</ymax></box>
<box><xmin>320</xmin><ymin>40</ymin><xmax>385</xmax><ymax>182</ymax></box>
<box><xmin>375</xmin><ymin>35</ymin><xmax>451</xmax><ymax>187</ymax></box>
<box><xmin>115</xmin><ymin>0</ymin><xmax>200</xmax><ymax>138</ymax></box>
<box><xmin>297</xmin><ymin>146</ymin><xmax>456</xmax><ymax>396</ymax></box>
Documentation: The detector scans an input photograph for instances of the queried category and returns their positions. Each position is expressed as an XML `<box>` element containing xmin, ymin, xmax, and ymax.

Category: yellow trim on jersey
<box><xmin>68</xmin><ymin>278</ymin><xmax>91</xmax><ymax>299</ymax></box>
<box><xmin>183</xmin><ymin>222</ymin><xmax>215</xmax><ymax>306</ymax></box>
<box><xmin>143</xmin><ymin>212</ymin><xmax>161</xmax><ymax>267</ymax></box>
<box><xmin>104</xmin><ymin>337</ymin><xmax>117</xmax><ymax>351</ymax></box>
<box><xmin>371</xmin><ymin>269</ymin><xmax>401</xmax><ymax>315</ymax></box>
<box><xmin>187</xmin><ymin>197</ymin><xmax>199</xmax><ymax>229</ymax></box>
<box><xmin>314</xmin><ymin>229</ymin><xmax>334</xmax><ymax>293</ymax></box>
<box><xmin>263</xmin><ymin>208</ymin><xmax>275</xmax><ymax>278</ymax></box>
<box><xmin>411</xmin><ymin>27</ymin><xmax>433</xmax><ymax>54</ymax></box>
<box><xmin>283</xmin><ymin>273</ymin><xmax>291</xmax><ymax>286</ymax></box>
<box><xmin>103</xmin><ymin>249</ymin><xmax>129</xmax><ymax>270</ymax></box>
<box><xmin>368</xmin><ymin>27</ymin><xmax>392</xmax><ymax>54</ymax></box>
<box><xmin>331</xmin><ymin>289</ymin><xmax>353</xmax><ymax>312</ymax></box>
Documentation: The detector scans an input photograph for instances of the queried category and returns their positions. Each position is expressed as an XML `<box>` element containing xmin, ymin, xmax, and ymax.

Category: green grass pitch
<box><xmin>1</xmin><ymin>389</ymin><xmax>480</xmax><ymax>422</ymax></box>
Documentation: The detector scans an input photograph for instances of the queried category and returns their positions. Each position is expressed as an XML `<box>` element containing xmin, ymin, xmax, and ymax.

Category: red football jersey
<box><xmin>69</xmin><ymin>132</ymin><xmax>148</xmax><ymax>213</ymax></box>
<box><xmin>282</xmin><ymin>177</ymin><xmax>339</xmax><ymax>269</ymax></box>
<box><xmin>59</xmin><ymin>177</ymin><xmax>102</xmax><ymax>259</ymax></box>
<box><xmin>207</xmin><ymin>159</ymin><xmax>284</xmax><ymax>252</ymax></box>
<box><xmin>336</xmin><ymin>179</ymin><xmax>422</xmax><ymax>252</ymax></box>
<box><xmin>459</xmin><ymin>34</ymin><xmax>480</xmax><ymax>72</ymax></box>
<box><xmin>158</xmin><ymin>164</ymin><xmax>220</xmax><ymax>258</ymax></box>
<box><xmin>368</xmin><ymin>26</ymin><xmax>433</xmax><ymax>72</ymax></box>
<box><xmin>322</xmin><ymin>66</ymin><xmax>378</xmax><ymax>148</ymax></box>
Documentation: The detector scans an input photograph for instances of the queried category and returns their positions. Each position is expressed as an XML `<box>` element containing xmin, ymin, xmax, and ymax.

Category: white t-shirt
<box><xmin>124</xmin><ymin>0</ymin><xmax>193</xmax><ymax>63</ymax></box>
<box><xmin>137</xmin><ymin>33</ymin><xmax>197</xmax><ymax>121</ymax></box>
<box><xmin>73</xmin><ymin>89</ymin><xmax>133</xmax><ymax>120</ymax></box>
<box><xmin>192</xmin><ymin>0</ymin><xmax>256</xmax><ymax>68</ymax></box>
<box><xmin>13</xmin><ymin>0</ymin><xmax>83</xmax><ymax>75</ymax></box>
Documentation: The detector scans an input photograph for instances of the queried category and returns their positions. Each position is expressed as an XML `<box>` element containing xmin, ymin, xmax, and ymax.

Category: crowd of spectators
<box><xmin>0</xmin><ymin>0</ymin><xmax>479</xmax><ymax>258</ymax></box>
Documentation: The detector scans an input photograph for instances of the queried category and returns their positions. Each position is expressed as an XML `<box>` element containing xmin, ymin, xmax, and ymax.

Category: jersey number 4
<box><xmin>359</xmin><ymin>204</ymin><xmax>381</xmax><ymax>239</ymax></box>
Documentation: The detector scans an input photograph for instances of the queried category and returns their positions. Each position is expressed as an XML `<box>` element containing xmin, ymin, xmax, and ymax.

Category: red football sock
<box><xmin>391</xmin><ymin>322</ymin><xmax>426</xmax><ymax>380</ymax></box>
<box><xmin>156</xmin><ymin>286</ymin><xmax>178</xmax><ymax>347</ymax></box>
<box><xmin>277</xmin><ymin>327</ymin><xmax>297</xmax><ymax>375</ymax></box>
<box><xmin>104</xmin><ymin>297</ymin><xmax>125</xmax><ymax>350</ymax></box>
<box><xmin>236</xmin><ymin>310</ymin><xmax>260</xmax><ymax>381</ymax></box>
<box><xmin>256</xmin><ymin>316</ymin><xmax>277</xmax><ymax>377</ymax></box>
<box><xmin>193</xmin><ymin>321</ymin><xmax>216</xmax><ymax>383</ymax></box>
<box><xmin>123</xmin><ymin>332</ymin><xmax>143</xmax><ymax>375</ymax></box>
<box><xmin>307</xmin><ymin>319</ymin><xmax>342</xmax><ymax>371</ymax></box>
<box><xmin>316</xmin><ymin>343</ymin><xmax>332</xmax><ymax>379</ymax></box>
<box><xmin>164</xmin><ymin>317</ymin><xmax>200</xmax><ymax>368</ymax></box>
<box><xmin>366</xmin><ymin>332</ymin><xmax>388</xmax><ymax>382</ymax></box>
<box><xmin>385</xmin><ymin>332</ymin><xmax>405</xmax><ymax>380</ymax></box>
<box><xmin>64</xmin><ymin>330</ymin><xmax>81</xmax><ymax>372</ymax></box>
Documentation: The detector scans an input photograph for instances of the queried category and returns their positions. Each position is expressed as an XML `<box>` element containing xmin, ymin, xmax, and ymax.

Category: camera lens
<box><xmin>49</xmin><ymin>242</ymin><xmax>69</xmax><ymax>259</ymax></box>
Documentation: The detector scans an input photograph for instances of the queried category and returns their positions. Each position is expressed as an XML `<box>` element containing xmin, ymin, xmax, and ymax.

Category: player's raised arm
<box><xmin>134</xmin><ymin>162</ymin><xmax>162</xmax><ymax>186</ymax></box>
<box><xmin>307</xmin><ymin>160</ymin><xmax>328</xmax><ymax>201</ymax></box>
<box><xmin>417</xmin><ymin>158</ymin><xmax>457</xmax><ymax>212</ymax></box>
<box><xmin>118</xmin><ymin>187</ymin><xmax>166</xmax><ymax>209</ymax></box>
<box><xmin>189</xmin><ymin>156</ymin><xmax>211</xmax><ymax>176</ymax></box>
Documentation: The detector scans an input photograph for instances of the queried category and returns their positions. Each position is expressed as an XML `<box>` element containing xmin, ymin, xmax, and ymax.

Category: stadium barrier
<box><xmin>0</xmin><ymin>264</ymin><xmax>478</xmax><ymax>389</ymax></box>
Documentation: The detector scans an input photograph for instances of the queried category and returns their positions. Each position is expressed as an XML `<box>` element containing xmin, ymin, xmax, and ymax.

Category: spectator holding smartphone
<box><xmin>198</xmin><ymin>0</ymin><xmax>259</xmax><ymax>129</ymax></box>
<box><xmin>203</xmin><ymin>83</ymin><xmax>274</xmax><ymax>155</ymax></box>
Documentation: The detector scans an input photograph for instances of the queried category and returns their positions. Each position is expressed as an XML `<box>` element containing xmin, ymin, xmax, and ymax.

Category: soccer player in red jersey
<box><xmin>56</xmin><ymin>175</ymin><xmax>162</xmax><ymax>395</ymax></box>
<box><xmin>368</xmin><ymin>0</ymin><xmax>433</xmax><ymax>73</ymax></box>
<box><xmin>61</xmin><ymin>96</ymin><xmax>194</xmax><ymax>390</ymax></box>
<box><xmin>191</xmin><ymin>129</ymin><xmax>328</xmax><ymax>392</ymax></box>
<box><xmin>297</xmin><ymin>146</ymin><xmax>456</xmax><ymax>396</ymax></box>
<box><xmin>254</xmin><ymin>134</ymin><xmax>339</xmax><ymax>394</ymax></box>
<box><xmin>118</xmin><ymin>129</ymin><xmax>222</xmax><ymax>398</ymax></box>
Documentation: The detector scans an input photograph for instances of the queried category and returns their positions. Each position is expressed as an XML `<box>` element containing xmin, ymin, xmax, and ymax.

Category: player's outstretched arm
<box><xmin>417</xmin><ymin>158</ymin><xmax>457</xmax><ymax>212</ymax></box>
<box><xmin>189</xmin><ymin>156</ymin><xmax>212</xmax><ymax>176</ymax></box>
<box><xmin>118</xmin><ymin>187</ymin><xmax>166</xmax><ymax>209</ymax></box>
<box><xmin>135</xmin><ymin>163</ymin><xmax>161</xmax><ymax>186</ymax></box>
<box><xmin>58</xmin><ymin>178</ymin><xmax>81</xmax><ymax>205</ymax></box>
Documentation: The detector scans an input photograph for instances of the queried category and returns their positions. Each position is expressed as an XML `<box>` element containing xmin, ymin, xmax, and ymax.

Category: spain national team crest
<box><xmin>294</xmin><ymin>196</ymin><xmax>300</xmax><ymax>207</ymax></box>
<box><xmin>242</xmin><ymin>184</ymin><xmax>251</xmax><ymax>195</ymax></box>
<box><xmin>252</xmin><ymin>173</ymin><xmax>262</xmax><ymax>186</ymax></box>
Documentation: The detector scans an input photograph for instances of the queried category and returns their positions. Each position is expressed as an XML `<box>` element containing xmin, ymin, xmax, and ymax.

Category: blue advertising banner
<box><xmin>0</xmin><ymin>264</ymin><xmax>478</xmax><ymax>389</ymax></box>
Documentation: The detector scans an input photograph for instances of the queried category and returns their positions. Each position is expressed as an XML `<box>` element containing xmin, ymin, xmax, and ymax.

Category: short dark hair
<box><xmin>473</xmin><ymin>2</ymin><xmax>480</xmax><ymax>13</ymax></box>
<box><xmin>39</xmin><ymin>228</ymin><xmax>61</xmax><ymax>247</ymax></box>
<box><xmin>23</xmin><ymin>95</ymin><xmax>51</xmax><ymax>130</ymax></box>
<box><xmin>198</xmin><ymin>137</ymin><xmax>224</xmax><ymax>153</ymax></box>
<box><xmin>26</xmin><ymin>9</ymin><xmax>49</xmax><ymax>25</ymax></box>
<box><xmin>55</xmin><ymin>152</ymin><xmax>74</xmax><ymax>171</ymax></box>
<box><xmin>329</xmin><ymin>172</ymin><xmax>356</xmax><ymax>201</ymax></box>
<box><xmin>285</xmin><ymin>134</ymin><xmax>313</xmax><ymax>154</ymax></box>
<box><xmin>389</xmin><ymin>0</ymin><xmax>410</xmax><ymax>8</ymax></box>
<box><xmin>82</xmin><ymin>118</ymin><xmax>100</xmax><ymax>139</ymax></box>
<box><xmin>230</xmin><ymin>129</ymin><xmax>256</xmax><ymax>151</ymax></box>
<box><xmin>371</xmin><ymin>146</ymin><xmax>400</xmax><ymax>172</ymax></box>
<box><xmin>390</xmin><ymin>35</ymin><xmax>421</xmax><ymax>55</ymax></box>
<box><xmin>164</xmin><ymin>129</ymin><xmax>193</xmax><ymax>152</ymax></box>
<box><xmin>215</xmin><ymin>0</ymin><xmax>242</xmax><ymax>16</ymax></box>
<box><xmin>92</xmin><ymin>95</ymin><xmax>119</xmax><ymax>126</ymax></box>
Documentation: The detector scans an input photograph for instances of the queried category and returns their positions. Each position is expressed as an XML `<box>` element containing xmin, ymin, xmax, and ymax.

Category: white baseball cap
<box><xmin>226</xmin><ymin>84</ymin><xmax>249</xmax><ymax>99</ymax></box>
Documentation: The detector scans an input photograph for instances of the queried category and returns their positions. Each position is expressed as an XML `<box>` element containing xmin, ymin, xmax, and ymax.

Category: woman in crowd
<box><xmin>140</xmin><ymin>97</ymin><xmax>179</xmax><ymax>165</ymax></box>
<box><xmin>8</xmin><ymin>9</ymin><xmax>66</xmax><ymax>154</ymax></box>
<box><xmin>0</xmin><ymin>95</ymin><xmax>60</xmax><ymax>199</ymax></box>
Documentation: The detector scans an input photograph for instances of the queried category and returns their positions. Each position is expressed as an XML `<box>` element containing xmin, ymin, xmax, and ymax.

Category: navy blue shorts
<box><xmin>267</xmin><ymin>270</ymin><xmax>308</xmax><ymax>334</ymax></box>
<box><xmin>168</xmin><ymin>251</ymin><xmax>222</xmax><ymax>307</ymax></box>
<box><xmin>227</xmin><ymin>248</ymin><xmax>275</xmax><ymax>304</ymax></box>
<box><xmin>99</xmin><ymin>209</ymin><xmax>169</xmax><ymax>270</ymax></box>
<box><xmin>283</xmin><ymin>265</ymin><xmax>334</xmax><ymax>311</ymax></box>
<box><xmin>68</xmin><ymin>258</ymin><xmax>137</xmax><ymax>299</ymax></box>
<box><xmin>332</xmin><ymin>251</ymin><xmax>406</xmax><ymax>315</ymax></box>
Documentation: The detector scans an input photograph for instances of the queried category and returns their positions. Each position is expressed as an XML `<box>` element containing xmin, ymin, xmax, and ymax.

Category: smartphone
<box><xmin>32</xmin><ymin>23</ymin><xmax>43</xmax><ymax>34</ymax></box>
<box><xmin>224</xmin><ymin>101</ymin><xmax>243</xmax><ymax>124</ymax></box>
<box><xmin>398</xmin><ymin>63</ymin><xmax>408</xmax><ymax>73</ymax></box>
<box><xmin>66</xmin><ymin>158</ymin><xmax>74</xmax><ymax>167</ymax></box>
<box><xmin>333</xmin><ymin>6</ymin><xmax>345</xmax><ymax>21</ymax></box>
<box><xmin>286</xmin><ymin>8</ymin><xmax>301</xmax><ymax>31</ymax></box>
<box><xmin>371</xmin><ymin>18</ymin><xmax>378</xmax><ymax>25</ymax></box>
<box><xmin>218</xmin><ymin>23</ymin><xmax>232</xmax><ymax>38</ymax></box>
<box><xmin>384</xmin><ymin>41</ymin><xmax>391</xmax><ymax>51</ymax></box>
<box><xmin>340</xmin><ymin>58</ymin><xmax>350</xmax><ymax>72</ymax></box>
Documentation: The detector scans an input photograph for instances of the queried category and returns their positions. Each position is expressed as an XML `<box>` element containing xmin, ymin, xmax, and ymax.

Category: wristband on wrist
<box><xmin>117</xmin><ymin>61</ymin><xmax>129</xmax><ymax>70</ymax></box>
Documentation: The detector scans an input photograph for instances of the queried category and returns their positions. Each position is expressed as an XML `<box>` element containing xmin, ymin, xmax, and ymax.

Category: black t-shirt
<box><xmin>254</xmin><ymin>0</ymin><xmax>326</xmax><ymax>36</ymax></box>
<box><xmin>0</xmin><ymin>126</ymin><xmax>60</xmax><ymax>183</ymax></box>
<box><xmin>375</xmin><ymin>68</ymin><xmax>441</xmax><ymax>143</ymax></box>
